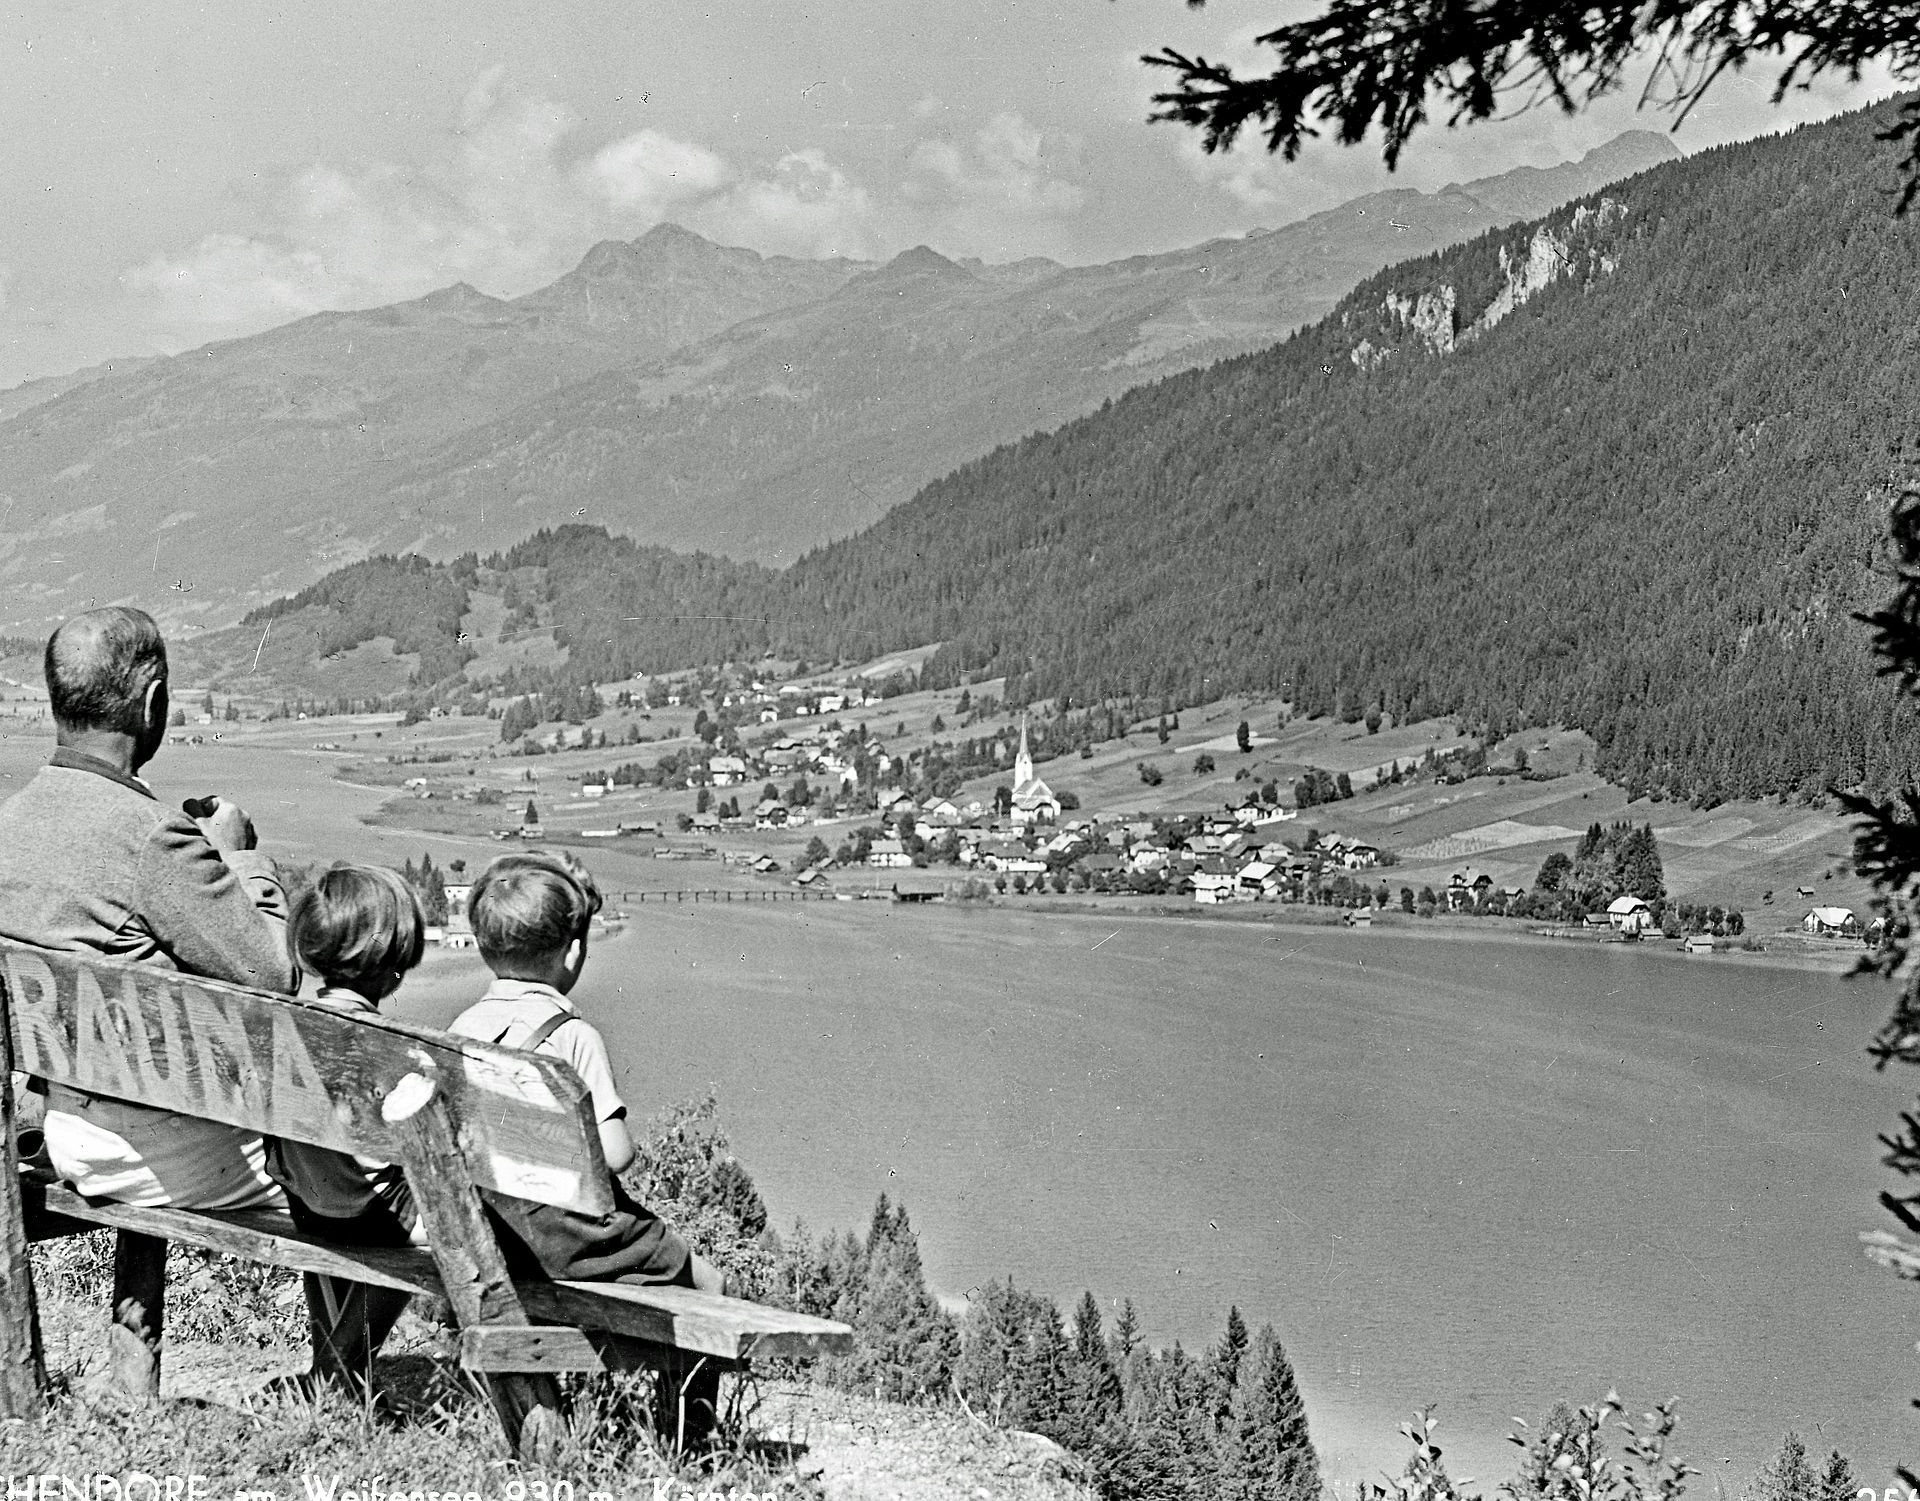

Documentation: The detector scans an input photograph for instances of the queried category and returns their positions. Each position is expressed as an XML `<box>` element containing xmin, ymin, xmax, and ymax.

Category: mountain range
<box><xmin>0</xmin><ymin>131</ymin><xmax>1678</xmax><ymax>635</ymax></box>
<box><xmin>178</xmin><ymin>98</ymin><xmax>1920</xmax><ymax>806</ymax></box>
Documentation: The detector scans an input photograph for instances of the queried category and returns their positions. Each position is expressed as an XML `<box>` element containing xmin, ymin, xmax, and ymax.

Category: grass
<box><xmin>15</xmin><ymin>1235</ymin><xmax>826</xmax><ymax>1497</ymax></box>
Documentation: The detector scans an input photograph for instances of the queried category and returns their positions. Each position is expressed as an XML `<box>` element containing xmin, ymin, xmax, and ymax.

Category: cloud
<box><xmin>578</xmin><ymin>129</ymin><xmax>729</xmax><ymax>212</ymax></box>
<box><xmin>121</xmin><ymin>69</ymin><xmax>742</xmax><ymax>338</ymax></box>
<box><xmin>0</xmin><ymin>265</ymin><xmax>10</xmax><ymax>315</ymax></box>
<box><xmin>896</xmin><ymin>112</ymin><xmax>1088</xmax><ymax>256</ymax></box>
<box><xmin>117</xmin><ymin>75</ymin><xmax>1102</xmax><ymax>348</ymax></box>
<box><xmin>691</xmin><ymin>149</ymin><xmax>885</xmax><ymax>260</ymax></box>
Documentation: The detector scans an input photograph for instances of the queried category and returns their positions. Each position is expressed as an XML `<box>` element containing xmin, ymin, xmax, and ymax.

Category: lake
<box><xmin>392</xmin><ymin>902</ymin><xmax>1912</xmax><ymax>1487</ymax></box>
<box><xmin>2</xmin><ymin>728</ymin><xmax>1910</xmax><ymax>1483</ymax></box>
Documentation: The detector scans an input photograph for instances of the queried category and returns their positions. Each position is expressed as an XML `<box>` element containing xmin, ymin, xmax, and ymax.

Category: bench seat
<box><xmin>24</xmin><ymin>1180</ymin><xmax>850</xmax><ymax>1371</ymax></box>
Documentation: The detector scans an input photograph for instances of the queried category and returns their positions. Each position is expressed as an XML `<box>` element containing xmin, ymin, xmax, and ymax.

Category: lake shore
<box><xmin>944</xmin><ymin>892</ymin><xmax>1868</xmax><ymax>978</ymax></box>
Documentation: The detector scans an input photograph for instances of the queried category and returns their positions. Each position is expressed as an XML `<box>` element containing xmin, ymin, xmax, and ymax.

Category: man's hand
<box><xmin>197</xmin><ymin>797</ymin><xmax>258</xmax><ymax>854</ymax></box>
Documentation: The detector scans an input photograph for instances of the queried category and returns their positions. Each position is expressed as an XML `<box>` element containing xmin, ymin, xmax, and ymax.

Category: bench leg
<box><xmin>483</xmin><ymin>1374</ymin><xmax>569</xmax><ymax>1465</ymax></box>
<box><xmin>652</xmin><ymin>1351</ymin><xmax>722</xmax><ymax>1453</ymax></box>
<box><xmin>303</xmin><ymin>1273</ymin><xmax>412</xmax><ymax>1396</ymax></box>
<box><xmin>108</xmin><ymin>1230</ymin><xmax>166</xmax><ymax>1403</ymax></box>
<box><xmin>0</xmin><ymin>1060</ymin><xmax>48</xmax><ymax>1416</ymax></box>
<box><xmin>392</xmin><ymin>1088</ymin><xmax>568</xmax><ymax>1463</ymax></box>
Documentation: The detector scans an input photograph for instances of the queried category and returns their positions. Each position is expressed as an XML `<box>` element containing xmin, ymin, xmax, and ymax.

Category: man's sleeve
<box><xmin>132</xmin><ymin>814</ymin><xmax>299</xmax><ymax>993</ymax></box>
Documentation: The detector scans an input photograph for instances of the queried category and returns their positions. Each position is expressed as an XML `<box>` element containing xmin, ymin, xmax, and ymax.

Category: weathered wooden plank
<box><xmin>528</xmin><ymin>1281</ymin><xmax>855</xmax><ymax>1361</ymax></box>
<box><xmin>390</xmin><ymin>1081</ymin><xmax>567</xmax><ymax>1462</ymax></box>
<box><xmin>2</xmin><ymin>942</ymin><xmax>611</xmax><ymax>1216</ymax></box>
<box><xmin>458</xmin><ymin>1325</ymin><xmax>708</xmax><ymax>1374</ymax></box>
<box><xmin>0</xmin><ymin>1006</ymin><xmax>48</xmax><ymax>1414</ymax></box>
<box><xmin>27</xmin><ymin>1185</ymin><xmax>854</xmax><ymax>1363</ymax></box>
<box><xmin>27</xmin><ymin>1184</ymin><xmax>442</xmax><ymax>1296</ymax></box>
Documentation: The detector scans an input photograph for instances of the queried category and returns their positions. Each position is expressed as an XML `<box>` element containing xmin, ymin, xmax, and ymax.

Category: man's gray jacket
<box><xmin>0</xmin><ymin>747</ymin><xmax>298</xmax><ymax>1204</ymax></box>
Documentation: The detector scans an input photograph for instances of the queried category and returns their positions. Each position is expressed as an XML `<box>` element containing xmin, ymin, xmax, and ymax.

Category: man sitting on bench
<box><xmin>0</xmin><ymin>606</ymin><xmax>299</xmax><ymax>1211</ymax></box>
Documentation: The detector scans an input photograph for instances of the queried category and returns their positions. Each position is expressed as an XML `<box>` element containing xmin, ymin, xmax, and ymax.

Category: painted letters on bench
<box><xmin>0</xmin><ymin>943</ymin><xmax>613</xmax><ymax>1216</ymax></box>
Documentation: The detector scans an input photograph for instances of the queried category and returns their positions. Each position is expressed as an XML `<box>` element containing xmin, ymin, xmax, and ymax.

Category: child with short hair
<box><xmin>448</xmin><ymin>850</ymin><xmax>721</xmax><ymax>1291</ymax></box>
<box><xmin>262</xmin><ymin>862</ymin><xmax>427</xmax><ymax>1391</ymax></box>
<box><xmin>265</xmin><ymin>862</ymin><xmax>426</xmax><ymax>1245</ymax></box>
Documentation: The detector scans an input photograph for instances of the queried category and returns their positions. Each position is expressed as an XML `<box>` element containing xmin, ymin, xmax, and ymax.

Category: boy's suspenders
<box><xmin>495</xmin><ymin>1007</ymin><xmax>575</xmax><ymax>1054</ymax></box>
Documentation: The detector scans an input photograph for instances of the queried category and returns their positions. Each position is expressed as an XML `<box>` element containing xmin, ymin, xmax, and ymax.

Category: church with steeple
<box><xmin>1009</xmin><ymin>717</ymin><xmax>1061</xmax><ymax>826</ymax></box>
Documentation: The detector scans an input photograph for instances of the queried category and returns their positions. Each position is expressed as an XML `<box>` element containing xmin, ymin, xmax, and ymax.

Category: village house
<box><xmin>1804</xmin><ymin>906</ymin><xmax>1858</xmax><ymax>937</ymax></box>
<box><xmin>708</xmin><ymin>754</ymin><xmax>750</xmax><ymax>785</ymax></box>
<box><xmin>867</xmin><ymin>837</ymin><xmax>913</xmax><ymax>869</ymax></box>
<box><xmin>1237</xmin><ymin>860</ymin><xmax>1280</xmax><ymax>897</ymax></box>
<box><xmin>1187</xmin><ymin>871</ymin><xmax>1245</xmax><ymax>904</ymax></box>
<box><xmin>1607</xmin><ymin>895</ymin><xmax>1653</xmax><ymax>933</ymax></box>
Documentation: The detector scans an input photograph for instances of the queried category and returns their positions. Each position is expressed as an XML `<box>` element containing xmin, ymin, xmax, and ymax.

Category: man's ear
<box><xmin>136</xmin><ymin>678</ymin><xmax>170</xmax><ymax>763</ymax></box>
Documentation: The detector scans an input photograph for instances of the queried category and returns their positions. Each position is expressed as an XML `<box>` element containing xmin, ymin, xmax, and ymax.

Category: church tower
<box><xmin>1014</xmin><ymin>716</ymin><xmax>1034</xmax><ymax>789</ymax></box>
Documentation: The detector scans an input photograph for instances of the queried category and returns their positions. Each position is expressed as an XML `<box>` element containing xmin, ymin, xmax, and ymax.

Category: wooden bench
<box><xmin>0</xmin><ymin>942</ymin><xmax>852</xmax><ymax>1458</ymax></box>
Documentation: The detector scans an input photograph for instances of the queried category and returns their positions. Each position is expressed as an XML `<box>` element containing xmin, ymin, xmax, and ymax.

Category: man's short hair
<box><xmin>292</xmin><ymin>864</ymin><xmax>425</xmax><ymax>993</ymax></box>
<box><xmin>45</xmin><ymin>607</ymin><xmax>168</xmax><ymax>736</ymax></box>
<box><xmin>469</xmin><ymin>850</ymin><xmax>603</xmax><ymax>966</ymax></box>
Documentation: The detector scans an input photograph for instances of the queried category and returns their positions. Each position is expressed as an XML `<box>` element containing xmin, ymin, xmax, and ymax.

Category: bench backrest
<box><xmin>0</xmin><ymin>942</ymin><xmax>613</xmax><ymax>1217</ymax></box>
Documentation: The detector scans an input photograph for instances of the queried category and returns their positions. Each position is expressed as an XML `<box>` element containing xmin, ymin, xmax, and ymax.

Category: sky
<box><xmin>0</xmin><ymin>0</ymin><xmax>1901</xmax><ymax>390</ymax></box>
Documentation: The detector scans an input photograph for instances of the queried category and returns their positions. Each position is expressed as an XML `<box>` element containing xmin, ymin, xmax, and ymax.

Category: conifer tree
<box><xmin>1110</xmin><ymin>1297</ymin><xmax>1142</xmax><ymax>1370</ymax></box>
<box><xmin>1206</xmin><ymin>1305</ymin><xmax>1250</xmax><ymax>1433</ymax></box>
<box><xmin>1222</xmin><ymin>1324</ymin><xmax>1320</xmax><ymax>1501</ymax></box>
<box><xmin>834</xmin><ymin>1195</ymin><xmax>958</xmax><ymax>1403</ymax></box>
<box><xmin>1817</xmin><ymin>1447</ymin><xmax>1858</xmax><ymax>1501</ymax></box>
<box><xmin>956</xmin><ymin>1279</ymin><xmax>1045</xmax><ymax>1422</ymax></box>
<box><xmin>1621</xmin><ymin>823</ymin><xmax>1666</xmax><ymax>902</ymax></box>
<box><xmin>1009</xmin><ymin>1298</ymin><xmax>1071</xmax><ymax>1435</ymax></box>
<box><xmin>1115</xmin><ymin>1345</ymin><xmax>1214</xmax><ymax>1501</ymax></box>
<box><xmin>1753</xmin><ymin>1433</ymin><xmax>1819</xmax><ymax>1501</ymax></box>
<box><xmin>1057</xmin><ymin>1291</ymin><xmax>1124</xmax><ymax>1454</ymax></box>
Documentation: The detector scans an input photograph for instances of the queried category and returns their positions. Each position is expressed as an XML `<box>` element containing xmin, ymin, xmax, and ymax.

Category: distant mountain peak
<box><xmin>845</xmin><ymin>245</ymin><xmax>979</xmax><ymax>295</ymax></box>
<box><xmin>1582</xmin><ymin>129</ymin><xmax>1682</xmax><ymax>166</ymax></box>
<box><xmin>397</xmin><ymin>282</ymin><xmax>511</xmax><ymax>318</ymax></box>
<box><xmin>570</xmin><ymin>224</ymin><xmax>728</xmax><ymax>279</ymax></box>
<box><xmin>636</xmin><ymin>221</ymin><xmax>715</xmax><ymax>248</ymax></box>
<box><xmin>1445</xmin><ymin>129</ymin><xmax>1683</xmax><ymax>222</ymax></box>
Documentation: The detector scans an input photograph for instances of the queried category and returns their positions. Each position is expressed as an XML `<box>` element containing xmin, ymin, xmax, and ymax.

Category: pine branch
<box><xmin>1146</xmin><ymin>0</ymin><xmax>1920</xmax><ymax>204</ymax></box>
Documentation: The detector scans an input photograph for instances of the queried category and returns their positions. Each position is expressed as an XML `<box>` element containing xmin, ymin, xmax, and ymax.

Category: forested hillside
<box><xmin>211</xmin><ymin>101</ymin><xmax>1920</xmax><ymax>805</ymax></box>
<box><xmin>764</xmin><ymin>100</ymin><xmax>1920</xmax><ymax>804</ymax></box>
<box><xmin>0</xmin><ymin>136</ymin><xmax>1671</xmax><ymax>634</ymax></box>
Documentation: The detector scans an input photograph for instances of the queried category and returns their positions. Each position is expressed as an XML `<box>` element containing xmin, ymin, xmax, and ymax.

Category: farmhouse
<box><xmin>1607</xmin><ymin>895</ymin><xmax>1653</xmax><ymax>933</ymax></box>
<box><xmin>1803</xmin><ymin>906</ymin><xmax>1858</xmax><ymax>937</ymax></box>
<box><xmin>1188</xmin><ymin>871</ymin><xmax>1242</xmax><ymax>904</ymax></box>
<box><xmin>867</xmin><ymin>838</ymin><xmax>913</xmax><ymax>869</ymax></box>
